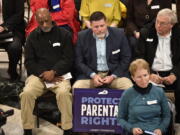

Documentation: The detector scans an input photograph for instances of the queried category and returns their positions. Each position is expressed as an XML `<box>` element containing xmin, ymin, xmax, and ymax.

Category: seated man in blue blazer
<box><xmin>73</xmin><ymin>11</ymin><xmax>133</xmax><ymax>90</ymax></box>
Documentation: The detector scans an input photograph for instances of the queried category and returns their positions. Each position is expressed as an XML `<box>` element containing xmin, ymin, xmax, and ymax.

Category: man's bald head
<box><xmin>35</xmin><ymin>8</ymin><xmax>51</xmax><ymax>19</ymax></box>
<box><xmin>35</xmin><ymin>8</ymin><xmax>53</xmax><ymax>32</ymax></box>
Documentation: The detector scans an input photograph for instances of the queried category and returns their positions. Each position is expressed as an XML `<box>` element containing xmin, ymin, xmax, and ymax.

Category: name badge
<box><xmin>53</xmin><ymin>42</ymin><xmax>61</xmax><ymax>47</ymax></box>
<box><xmin>146</xmin><ymin>38</ymin><xmax>153</xmax><ymax>42</ymax></box>
<box><xmin>112</xmin><ymin>49</ymin><xmax>120</xmax><ymax>54</ymax></box>
<box><xmin>147</xmin><ymin>100</ymin><xmax>157</xmax><ymax>105</ymax></box>
<box><xmin>53</xmin><ymin>4</ymin><xmax>60</xmax><ymax>10</ymax></box>
<box><xmin>104</xmin><ymin>3</ymin><xmax>112</xmax><ymax>8</ymax></box>
<box><xmin>151</xmin><ymin>5</ymin><xmax>160</xmax><ymax>9</ymax></box>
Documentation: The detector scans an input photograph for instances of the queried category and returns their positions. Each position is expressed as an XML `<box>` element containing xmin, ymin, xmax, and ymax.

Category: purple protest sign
<box><xmin>73</xmin><ymin>88</ymin><xmax>124</xmax><ymax>133</ymax></box>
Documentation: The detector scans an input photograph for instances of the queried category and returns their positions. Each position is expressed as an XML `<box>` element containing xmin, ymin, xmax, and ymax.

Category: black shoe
<box><xmin>7</xmin><ymin>69</ymin><xmax>20</xmax><ymax>82</ymax></box>
<box><xmin>64</xmin><ymin>129</ymin><xmax>73</xmax><ymax>135</ymax></box>
<box><xmin>24</xmin><ymin>129</ymin><xmax>32</xmax><ymax>135</ymax></box>
<box><xmin>175</xmin><ymin>113</ymin><xmax>180</xmax><ymax>123</ymax></box>
<box><xmin>0</xmin><ymin>128</ymin><xmax>5</xmax><ymax>135</ymax></box>
<box><xmin>11</xmin><ymin>75</ymin><xmax>20</xmax><ymax>82</ymax></box>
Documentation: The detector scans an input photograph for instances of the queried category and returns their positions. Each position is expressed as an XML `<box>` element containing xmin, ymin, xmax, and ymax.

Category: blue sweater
<box><xmin>117</xmin><ymin>84</ymin><xmax>170</xmax><ymax>133</ymax></box>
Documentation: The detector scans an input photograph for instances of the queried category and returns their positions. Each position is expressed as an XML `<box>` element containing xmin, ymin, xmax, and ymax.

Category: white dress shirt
<box><xmin>152</xmin><ymin>32</ymin><xmax>173</xmax><ymax>71</ymax></box>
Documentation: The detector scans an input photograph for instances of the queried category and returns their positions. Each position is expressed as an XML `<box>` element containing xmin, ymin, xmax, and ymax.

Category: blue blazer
<box><xmin>75</xmin><ymin>27</ymin><xmax>131</xmax><ymax>79</ymax></box>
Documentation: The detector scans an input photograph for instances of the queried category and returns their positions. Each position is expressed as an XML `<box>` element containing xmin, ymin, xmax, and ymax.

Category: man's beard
<box><xmin>96</xmin><ymin>33</ymin><xmax>106</xmax><ymax>39</ymax></box>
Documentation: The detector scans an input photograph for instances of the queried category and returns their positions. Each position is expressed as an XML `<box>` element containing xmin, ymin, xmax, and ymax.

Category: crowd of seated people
<box><xmin>0</xmin><ymin>0</ymin><xmax>180</xmax><ymax>135</ymax></box>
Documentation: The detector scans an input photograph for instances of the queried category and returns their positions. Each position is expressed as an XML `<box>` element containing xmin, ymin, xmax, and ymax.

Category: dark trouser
<box><xmin>127</xmin><ymin>36</ymin><xmax>138</xmax><ymax>61</ymax></box>
<box><xmin>0</xmin><ymin>35</ymin><xmax>23</xmax><ymax>80</ymax></box>
<box><xmin>152</xmin><ymin>70</ymin><xmax>180</xmax><ymax>123</ymax></box>
<box><xmin>174</xmin><ymin>79</ymin><xmax>180</xmax><ymax>123</ymax></box>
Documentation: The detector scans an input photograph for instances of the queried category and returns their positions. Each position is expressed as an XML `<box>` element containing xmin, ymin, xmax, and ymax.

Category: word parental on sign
<box><xmin>73</xmin><ymin>88</ymin><xmax>124</xmax><ymax>133</ymax></box>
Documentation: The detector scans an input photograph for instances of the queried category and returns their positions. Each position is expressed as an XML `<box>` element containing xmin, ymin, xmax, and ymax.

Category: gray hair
<box><xmin>157</xmin><ymin>8</ymin><xmax>177</xmax><ymax>24</ymax></box>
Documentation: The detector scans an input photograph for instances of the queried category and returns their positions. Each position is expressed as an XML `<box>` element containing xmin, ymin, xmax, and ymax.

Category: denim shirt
<box><xmin>93</xmin><ymin>32</ymin><xmax>109</xmax><ymax>71</ymax></box>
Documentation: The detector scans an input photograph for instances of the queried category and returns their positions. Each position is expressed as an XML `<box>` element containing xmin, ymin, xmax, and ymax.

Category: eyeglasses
<box><xmin>156</xmin><ymin>20</ymin><xmax>170</xmax><ymax>26</ymax></box>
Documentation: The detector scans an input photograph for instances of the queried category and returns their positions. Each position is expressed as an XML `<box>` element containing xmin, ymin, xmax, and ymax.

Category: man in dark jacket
<box><xmin>136</xmin><ymin>8</ymin><xmax>180</xmax><ymax>123</ymax></box>
<box><xmin>20</xmin><ymin>8</ymin><xmax>74</xmax><ymax>135</ymax></box>
<box><xmin>73</xmin><ymin>11</ymin><xmax>133</xmax><ymax>90</ymax></box>
<box><xmin>0</xmin><ymin>0</ymin><xmax>25</xmax><ymax>81</ymax></box>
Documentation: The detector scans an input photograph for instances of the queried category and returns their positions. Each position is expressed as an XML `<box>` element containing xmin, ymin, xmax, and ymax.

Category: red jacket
<box><xmin>26</xmin><ymin>0</ymin><xmax>80</xmax><ymax>43</ymax></box>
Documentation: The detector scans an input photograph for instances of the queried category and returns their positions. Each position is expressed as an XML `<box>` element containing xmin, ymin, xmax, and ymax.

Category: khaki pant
<box><xmin>73</xmin><ymin>72</ymin><xmax>133</xmax><ymax>90</ymax></box>
<box><xmin>20</xmin><ymin>75</ymin><xmax>72</xmax><ymax>130</ymax></box>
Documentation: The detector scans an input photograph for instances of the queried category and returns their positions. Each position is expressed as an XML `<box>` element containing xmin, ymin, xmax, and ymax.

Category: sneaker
<box><xmin>24</xmin><ymin>129</ymin><xmax>32</xmax><ymax>135</ymax></box>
